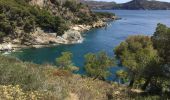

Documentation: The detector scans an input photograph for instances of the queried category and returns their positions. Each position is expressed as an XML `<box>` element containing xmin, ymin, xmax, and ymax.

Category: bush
<box><xmin>63</xmin><ymin>0</ymin><xmax>78</xmax><ymax>12</ymax></box>
<box><xmin>84</xmin><ymin>51</ymin><xmax>114</xmax><ymax>80</ymax></box>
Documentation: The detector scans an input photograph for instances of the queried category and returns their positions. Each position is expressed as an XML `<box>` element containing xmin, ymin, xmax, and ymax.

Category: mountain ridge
<box><xmin>81</xmin><ymin>0</ymin><xmax>170</xmax><ymax>10</ymax></box>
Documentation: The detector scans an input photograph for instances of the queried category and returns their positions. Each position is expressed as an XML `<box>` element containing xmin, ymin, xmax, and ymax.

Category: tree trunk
<box><xmin>129</xmin><ymin>79</ymin><xmax>134</xmax><ymax>88</ymax></box>
<box><xmin>129</xmin><ymin>76</ymin><xmax>135</xmax><ymax>88</ymax></box>
<box><xmin>142</xmin><ymin>77</ymin><xmax>152</xmax><ymax>90</ymax></box>
<box><xmin>93</xmin><ymin>75</ymin><xmax>100</xmax><ymax>80</ymax></box>
<box><xmin>93</xmin><ymin>72</ymin><xmax>102</xmax><ymax>80</ymax></box>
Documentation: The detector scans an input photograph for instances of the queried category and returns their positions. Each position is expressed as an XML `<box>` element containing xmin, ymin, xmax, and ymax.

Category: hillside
<box><xmin>0</xmin><ymin>0</ymin><xmax>116</xmax><ymax>51</ymax></box>
<box><xmin>81</xmin><ymin>0</ymin><xmax>170</xmax><ymax>10</ymax></box>
<box><xmin>0</xmin><ymin>55</ymin><xmax>129</xmax><ymax>100</ymax></box>
<box><xmin>80</xmin><ymin>0</ymin><xmax>117</xmax><ymax>10</ymax></box>
<box><xmin>0</xmin><ymin>55</ymin><xmax>168</xmax><ymax>100</ymax></box>
<box><xmin>120</xmin><ymin>0</ymin><xmax>170</xmax><ymax>10</ymax></box>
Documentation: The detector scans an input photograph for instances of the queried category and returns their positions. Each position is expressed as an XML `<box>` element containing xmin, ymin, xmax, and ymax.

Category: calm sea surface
<box><xmin>9</xmin><ymin>10</ymin><xmax>170</xmax><ymax>80</ymax></box>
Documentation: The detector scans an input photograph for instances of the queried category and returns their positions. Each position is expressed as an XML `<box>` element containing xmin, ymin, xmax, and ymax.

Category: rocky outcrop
<box><xmin>0</xmin><ymin>43</ymin><xmax>12</xmax><ymax>51</ymax></box>
<box><xmin>0</xmin><ymin>20</ymin><xmax>107</xmax><ymax>52</ymax></box>
<box><xmin>92</xmin><ymin>20</ymin><xmax>106</xmax><ymax>28</ymax></box>
<box><xmin>30</xmin><ymin>28</ymin><xmax>61</xmax><ymax>44</ymax></box>
<box><xmin>61</xmin><ymin>20</ymin><xmax>106</xmax><ymax>44</ymax></box>
<box><xmin>31</xmin><ymin>20</ymin><xmax>106</xmax><ymax>45</ymax></box>
<box><xmin>29</xmin><ymin>0</ymin><xmax>46</xmax><ymax>7</ymax></box>
<box><xmin>62</xmin><ymin>30</ymin><xmax>83</xmax><ymax>44</ymax></box>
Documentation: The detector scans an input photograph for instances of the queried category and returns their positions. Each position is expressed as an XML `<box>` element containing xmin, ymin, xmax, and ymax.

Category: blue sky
<box><xmin>94</xmin><ymin>0</ymin><xmax>170</xmax><ymax>3</ymax></box>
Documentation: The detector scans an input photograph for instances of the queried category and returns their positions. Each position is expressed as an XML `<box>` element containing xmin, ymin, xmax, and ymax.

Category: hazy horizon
<box><xmin>93</xmin><ymin>0</ymin><xmax>170</xmax><ymax>3</ymax></box>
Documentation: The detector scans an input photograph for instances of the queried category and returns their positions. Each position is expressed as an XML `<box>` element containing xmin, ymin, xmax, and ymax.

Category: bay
<box><xmin>10</xmin><ymin>10</ymin><xmax>170</xmax><ymax>80</ymax></box>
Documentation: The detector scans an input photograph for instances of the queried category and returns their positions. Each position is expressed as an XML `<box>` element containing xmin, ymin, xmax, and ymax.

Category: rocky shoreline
<box><xmin>0</xmin><ymin>17</ymin><xmax>118</xmax><ymax>52</ymax></box>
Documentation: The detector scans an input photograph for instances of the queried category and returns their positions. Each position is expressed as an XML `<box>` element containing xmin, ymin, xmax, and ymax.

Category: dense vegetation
<box><xmin>115</xmin><ymin>24</ymin><xmax>170</xmax><ymax>98</ymax></box>
<box><xmin>0</xmin><ymin>0</ymin><xmax>69</xmax><ymax>37</ymax></box>
<box><xmin>115</xmin><ymin>35</ymin><xmax>160</xmax><ymax>88</ymax></box>
<box><xmin>0</xmin><ymin>0</ymin><xmax>115</xmax><ymax>40</ymax></box>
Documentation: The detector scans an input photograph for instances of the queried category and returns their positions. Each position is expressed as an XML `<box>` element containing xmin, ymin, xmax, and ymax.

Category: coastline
<box><xmin>0</xmin><ymin>17</ymin><xmax>118</xmax><ymax>53</ymax></box>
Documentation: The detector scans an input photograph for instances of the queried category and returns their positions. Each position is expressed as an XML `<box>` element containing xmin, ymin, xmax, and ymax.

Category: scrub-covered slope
<box><xmin>0</xmin><ymin>0</ymin><xmax>116</xmax><ymax>50</ymax></box>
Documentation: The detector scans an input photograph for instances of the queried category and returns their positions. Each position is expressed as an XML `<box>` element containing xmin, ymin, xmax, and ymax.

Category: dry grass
<box><xmin>0</xmin><ymin>55</ymin><xmax>164</xmax><ymax>100</ymax></box>
<box><xmin>0</xmin><ymin>56</ymin><xmax>114</xmax><ymax>100</ymax></box>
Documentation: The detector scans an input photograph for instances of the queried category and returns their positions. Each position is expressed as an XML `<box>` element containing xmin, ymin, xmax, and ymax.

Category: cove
<box><xmin>9</xmin><ymin>10</ymin><xmax>170</xmax><ymax>80</ymax></box>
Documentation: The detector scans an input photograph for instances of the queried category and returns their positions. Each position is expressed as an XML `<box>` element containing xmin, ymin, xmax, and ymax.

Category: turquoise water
<box><xmin>10</xmin><ymin>10</ymin><xmax>170</xmax><ymax>80</ymax></box>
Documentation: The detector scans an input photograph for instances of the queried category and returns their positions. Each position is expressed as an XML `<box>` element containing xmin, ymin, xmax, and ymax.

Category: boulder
<box><xmin>62</xmin><ymin>29</ymin><xmax>83</xmax><ymax>44</ymax></box>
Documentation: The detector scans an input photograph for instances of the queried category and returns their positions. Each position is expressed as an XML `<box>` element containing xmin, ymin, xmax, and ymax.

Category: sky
<box><xmin>94</xmin><ymin>0</ymin><xmax>170</xmax><ymax>3</ymax></box>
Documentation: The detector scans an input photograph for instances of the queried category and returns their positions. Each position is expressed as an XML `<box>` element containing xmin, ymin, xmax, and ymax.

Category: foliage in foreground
<box><xmin>115</xmin><ymin>35</ymin><xmax>161</xmax><ymax>89</ymax></box>
<box><xmin>84</xmin><ymin>51</ymin><xmax>114</xmax><ymax>80</ymax></box>
<box><xmin>0</xmin><ymin>55</ymin><xmax>114</xmax><ymax>100</ymax></box>
<box><xmin>0</xmin><ymin>54</ymin><xmax>167</xmax><ymax>100</ymax></box>
<box><xmin>56</xmin><ymin>52</ymin><xmax>78</xmax><ymax>71</ymax></box>
<box><xmin>115</xmin><ymin>24</ymin><xmax>170</xmax><ymax>96</ymax></box>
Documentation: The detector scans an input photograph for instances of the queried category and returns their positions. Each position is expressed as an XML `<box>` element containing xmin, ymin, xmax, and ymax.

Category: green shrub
<box><xmin>84</xmin><ymin>51</ymin><xmax>114</xmax><ymax>80</ymax></box>
<box><xmin>63</xmin><ymin>0</ymin><xmax>78</xmax><ymax>12</ymax></box>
